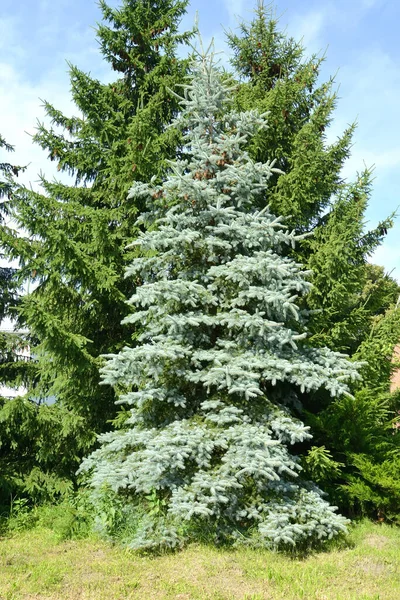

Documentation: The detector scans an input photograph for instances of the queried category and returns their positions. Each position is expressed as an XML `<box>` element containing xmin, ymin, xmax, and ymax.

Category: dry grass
<box><xmin>0</xmin><ymin>520</ymin><xmax>399</xmax><ymax>599</ymax></box>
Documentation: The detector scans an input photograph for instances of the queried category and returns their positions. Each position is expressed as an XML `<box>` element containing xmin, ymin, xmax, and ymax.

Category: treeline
<box><xmin>0</xmin><ymin>0</ymin><xmax>399</xmax><ymax>538</ymax></box>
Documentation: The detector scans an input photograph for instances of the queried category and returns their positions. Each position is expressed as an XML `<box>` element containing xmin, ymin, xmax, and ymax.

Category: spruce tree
<box><xmin>2</xmin><ymin>0</ymin><xmax>192</xmax><ymax>446</ymax></box>
<box><xmin>81</xmin><ymin>46</ymin><xmax>360</xmax><ymax>550</ymax></box>
<box><xmin>227</xmin><ymin>2</ymin><xmax>352</xmax><ymax>228</ymax></box>
<box><xmin>227</xmin><ymin>3</ymin><xmax>396</xmax><ymax>354</ymax></box>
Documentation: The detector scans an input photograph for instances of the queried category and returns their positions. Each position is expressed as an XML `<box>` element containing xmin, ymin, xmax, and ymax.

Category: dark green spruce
<box><xmin>0</xmin><ymin>0</ymin><xmax>193</xmax><ymax>499</ymax></box>
<box><xmin>227</xmin><ymin>3</ymin><xmax>397</xmax><ymax>353</ymax></box>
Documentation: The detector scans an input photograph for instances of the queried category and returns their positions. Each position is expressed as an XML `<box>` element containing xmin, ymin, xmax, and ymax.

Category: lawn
<box><xmin>0</xmin><ymin>520</ymin><xmax>399</xmax><ymax>599</ymax></box>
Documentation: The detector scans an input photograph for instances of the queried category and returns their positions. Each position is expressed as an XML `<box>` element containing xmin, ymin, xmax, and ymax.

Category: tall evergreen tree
<box><xmin>227</xmin><ymin>2</ymin><xmax>352</xmax><ymax>229</ymax></box>
<box><xmin>227</xmin><ymin>2</ymin><xmax>397</xmax><ymax>354</ymax></box>
<box><xmin>81</xmin><ymin>46</ymin><xmax>360</xmax><ymax>550</ymax></box>
<box><xmin>2</xmin><ymin>1</ymin><xmax>193</xmax><ymax>446</ymax></box>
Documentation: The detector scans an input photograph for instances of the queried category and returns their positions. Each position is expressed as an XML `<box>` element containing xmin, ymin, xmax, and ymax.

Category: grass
<box><xmin>0</xmin><ymin>519</ymin><xmax>399</xmax><ymax>599</ymax></box>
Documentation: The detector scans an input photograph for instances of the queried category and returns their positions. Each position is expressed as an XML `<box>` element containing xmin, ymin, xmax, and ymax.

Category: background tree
<box><xmin>0</xmin><ymin>134</ymin><xmax>24</xmax><ymax>338</ymax></box>
<box><xmin>0</xmin><ymin>0</ymin><xmax>193</xmax><ymax>477</ymax></box>
<box><xmin>81</xmin><ymin>46</ymin><xmax>360</xmax><ymax>550</ymax></box>
<box><xmin>227</xmin><ymin>2</ymin><xmax>397</xmax><ymax>355</ymax></box>
<box><xmin>227</xmin><ymin>2</ymin><xmax>352</xmax><ymax>228</ymax></box>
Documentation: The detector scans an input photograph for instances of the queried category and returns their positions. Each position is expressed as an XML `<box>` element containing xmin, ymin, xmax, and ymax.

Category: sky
<box><xmin>0</xmin><ymin>0</ymin><xmax>399</xmax><ymax>278</ymax></box>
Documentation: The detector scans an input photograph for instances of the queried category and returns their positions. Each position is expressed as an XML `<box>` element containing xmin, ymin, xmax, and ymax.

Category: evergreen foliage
<box><xmin>227</xmin><ymin>3</ymin><xmax>397</xmax><ymax>355</ymax></box>
<box><xmin>0</xmin><ymin>134</ymin><xmax>24</xmax><ymax>201</ymax></box>
<box><xmin>303</xmin><ymin>305</ymin><xmax>400</xmax><ymax>522</ymax></box>
<box><xmin>355</xmin><ymin>306</ymin><xmax>400</xmax><ymax>391</ymax></box>
<box><xmin>0</xmin><ymin>398</ymin><xmax>93</xmax><ymax>508</ymax></box>
<box><xmin>1</xmin><ymin>1</ymin><xmax>193</xmax><ymax>449</ymax></box>
<box><xmin>81</xmin><ymin>46</ymin><xmax>361</xmax><ymax>550</ymax></box>
<box><xmin>227</xmin><ymin>2</ymin><xmax>352</xmax><ymax>229</ymax></box>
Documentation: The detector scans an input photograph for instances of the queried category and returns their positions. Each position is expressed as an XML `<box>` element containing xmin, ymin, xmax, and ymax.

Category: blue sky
<box><xmin>1</xmin><ymin>0</ymin><xmax>399</xmax><ymax>278</ymax></box>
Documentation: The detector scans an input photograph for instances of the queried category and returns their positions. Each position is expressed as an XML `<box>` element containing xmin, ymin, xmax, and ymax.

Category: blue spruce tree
<box><xmin>80</xmin><ymin>44</ymin><xmax>361</xmax><ymax>550</ymax></box>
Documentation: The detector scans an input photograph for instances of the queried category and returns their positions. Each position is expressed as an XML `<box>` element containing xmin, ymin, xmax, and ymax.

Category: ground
<box><xmin>0</xmin><ymin>520</ymin><xmax>399</xmax><ymax>599</ymax></box>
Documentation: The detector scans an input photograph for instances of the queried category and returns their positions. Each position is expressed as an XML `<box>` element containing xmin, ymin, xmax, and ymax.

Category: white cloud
<box><xmin>371</xmin><ymin>240</ymin><xmax>400</xmax><ymax>280</ymax></box>
<box><xmin>287</xmin><ymin>8</ymin><xmax>328</xmax><ymax>54</ymax></box>
<box><xmin>223</xmin><ymin>0</ymin><xmax>247</xmax><ymax>26</ymax></box>
<box><xmin>0</xmin><ymin>12</ymin><xmax>112</xmax><ymax>193</ymax></box>
<box><xmin>0</xmin><ymin>59</ymin><xmax>75</xmax><ymax>191</ymax></box>
<box><xmin>284</xmin><ymin>0</ymin><xmax>387</xmax><ymax>56</ymax></box>
<box><xmin>0</xmin><ymin>16</ymin><xmax>25</xmax><ymax>60</ymax></box>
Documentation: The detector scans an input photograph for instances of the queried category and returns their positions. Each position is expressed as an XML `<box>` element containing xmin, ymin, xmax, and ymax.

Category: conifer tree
<box><xmin>227</xmin><ymin>2</ymin><xmax>352</xmax><ymax>229</ymax></box>
<box><xmin>81</xmin><ymin>46</ymin><xmax>360</xmax><ymax>550</ymax></box>
<box><xmin>227</xmin><ymin>3</ymin><xmax>397</xmax><ymax>354</ymax></box>
<box><xmin>2</xmin><ymin>1</ymin><xmax>192</xmax><ymax>446</ymax></box>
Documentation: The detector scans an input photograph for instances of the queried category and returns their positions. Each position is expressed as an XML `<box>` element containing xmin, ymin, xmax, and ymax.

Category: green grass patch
<box><xmin>0</xmin><ymin>519</ymin><xmax>399</xmax><ymax>599</ymax></box>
